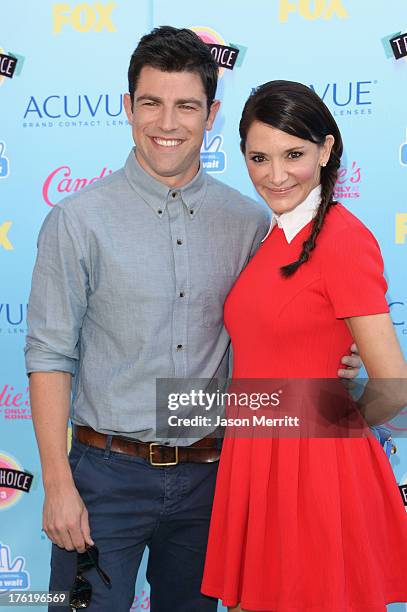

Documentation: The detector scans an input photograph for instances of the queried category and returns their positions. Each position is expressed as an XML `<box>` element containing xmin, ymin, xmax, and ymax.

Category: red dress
<box><xmin>201</xmin><ymin>204</ymin><xmax>407</xmax><ymax>611</ymax></box>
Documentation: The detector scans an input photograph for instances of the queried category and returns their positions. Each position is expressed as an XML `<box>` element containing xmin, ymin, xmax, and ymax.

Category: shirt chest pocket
<box><xmin>200</xmin><ymin>273</ymin><xmax>237</xmax><ymax>328</ymax></box>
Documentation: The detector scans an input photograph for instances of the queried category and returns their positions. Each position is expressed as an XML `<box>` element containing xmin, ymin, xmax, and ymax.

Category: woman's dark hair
<box><xmin>128</xmin><ymin>26</ymin><xmax>218</xmax><ymax>113</ymax></box>
<box><xmin>240</xmin><ymin>80</ymin><xmax>343</xmax><ymax>277</ymax></box>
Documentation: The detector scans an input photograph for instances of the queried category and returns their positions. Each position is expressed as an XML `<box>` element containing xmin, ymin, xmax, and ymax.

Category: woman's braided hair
<box><xmin>239</xmin><ymin>80</ymin><xmax>343</xmax><ymax>277</ymax></box>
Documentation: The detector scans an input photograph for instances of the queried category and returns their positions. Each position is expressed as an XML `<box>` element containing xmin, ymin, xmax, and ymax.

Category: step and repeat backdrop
<box><xmin>1</xmin><ymin>1</ymin><xmax>407</xmax><ymax>610</ymax></box>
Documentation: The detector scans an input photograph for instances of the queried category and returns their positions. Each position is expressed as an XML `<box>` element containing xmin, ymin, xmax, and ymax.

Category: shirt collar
<box><xmin>261</xmin><ymin>185</ymin><xmax>321</xmax><ymax>244</ymax></box>
<box><xmin>124</xmin><ymin>147</ymin><xmax>207</xmax><ymax>219</ymax></box>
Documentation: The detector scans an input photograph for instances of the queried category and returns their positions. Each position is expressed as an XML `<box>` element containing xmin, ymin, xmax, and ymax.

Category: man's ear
<box><xmin>123</xmin><ymin>93</ymin><xmax>134</xmax><ymax>124</ymax></box>
<box><xmin>206</xmin><ymin>99</ymin><xmax>221</xmax><ymax>131</ymax></box>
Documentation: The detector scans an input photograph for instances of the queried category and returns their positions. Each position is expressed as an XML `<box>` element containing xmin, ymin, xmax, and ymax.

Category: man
<box><xmin>25</xmin><ymin>26</ymin><xmax>360</xmax><ymax>612</ymax></box>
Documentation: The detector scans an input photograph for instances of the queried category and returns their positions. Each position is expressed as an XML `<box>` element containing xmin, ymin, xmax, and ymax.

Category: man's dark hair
<box><xmin>128</xmin><ymin>26</ymin><xmax>218</xmax><ymax>112</ymax></box>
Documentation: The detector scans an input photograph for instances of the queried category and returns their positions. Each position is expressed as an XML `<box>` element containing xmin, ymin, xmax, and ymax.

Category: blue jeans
<box><xmin>49</xmin><ymin>437</ymin><xmax>219</xmax><ymax>612</ymax></box>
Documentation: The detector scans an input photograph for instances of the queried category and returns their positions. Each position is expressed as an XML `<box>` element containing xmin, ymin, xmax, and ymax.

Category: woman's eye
<box><xmin>250</xmin><ymin>155</ymin><xmax>266</xmax><ymax>163</ymax></box>
<box><xmin>288</xmin><ymin>151</ymin><xmax>303</xmax><ymax>159</ymax></box>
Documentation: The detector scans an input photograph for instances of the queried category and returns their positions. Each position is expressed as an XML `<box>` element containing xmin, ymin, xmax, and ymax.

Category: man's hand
<box><xmin>43</xmin><ymin>481</ymin><xmax>94</xmax><ymax>553</ymax></box>
<box><xmin>29</xmin><ymin>372</ymin><xmax>93</xmax><ymax>553</ymax></box>
<box><xmin>338</xmin><ymin>343</ymin><xmax>362</xmax><ymax>379</ymax></box>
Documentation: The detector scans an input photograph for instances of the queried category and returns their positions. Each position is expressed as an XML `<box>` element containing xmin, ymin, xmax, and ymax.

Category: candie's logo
<box><xmin>190</xmin><ymin>27</ymin><xmax>246</xmax><ymax>76</ymax></box>
<box><xmin>279</xmin><ymin>0</ymin><xmax>348</xmax><ymax>22</ymax></box>
<box><xmin>43</xmin><ymin>165</ymin><xmax>113</xmax><ymax>206</ymax></box>
<box><xmin>52</xmin><ymin>2</ymin><xmax>117</xmax><ymax>33</ymax></box>
<box><xmin>0</xmin><ymin>453</ymin><xmax>33</xmax><ymax>511</ymax></box>
<box><xmin>0</xmin><ymin>46</ymin><xmax>25</xmax><ymax>87</ymax></box>
<box><xmin>396</xmin><ymin>213</ymin><xmax>407</xmax><ymax>244</ymax></box>
<box><xmin>334</xmin><ymin>161</ymin><xmax>361</xmax><ymax>200</ymax></box>
<box><xmin>0</xmin><ymin>384</ymin><xmax>31</xmax><ymax>420</ymax></box>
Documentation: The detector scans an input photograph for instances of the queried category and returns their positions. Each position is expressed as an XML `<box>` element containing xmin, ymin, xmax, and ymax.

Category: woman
<box><xmin>201</xmin><ymin>80</ymin><xmax>407</xmax><ymax>611</ymax></box>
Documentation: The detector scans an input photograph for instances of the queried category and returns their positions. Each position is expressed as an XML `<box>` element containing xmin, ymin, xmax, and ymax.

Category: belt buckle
<box><xmin>149</xmin><ymin>442</ymin><xmax>179</xmax><ymax>466</ymax></box>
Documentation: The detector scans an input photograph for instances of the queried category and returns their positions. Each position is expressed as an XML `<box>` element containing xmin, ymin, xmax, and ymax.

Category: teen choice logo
<box><xmin>0</xmin><ymin>47</ymin><xmax>7</xmax><ymax>88</ymax></box>
<box><xmin>191</xmin><ymin>26</ymin><xmax>226</xmax><ymax>46</ymax></box>
<box><xmin>0</xmin><ymin>45</ymin><xmax>25</xmax><ymax>87</ymax></box>
<box><xmin>399</xmin><ymin>473</ymin><xmax>407</xmax><ymax>510</ymax></box>
<box><xmin>0</xmin><ymin>452</ymin><xmax>32</xmax><ymax>511</ymax></box>
<box><xmin>190</xmin><ymin>26</ymin><xmax>246</xmax><ymax>77</ymax></box>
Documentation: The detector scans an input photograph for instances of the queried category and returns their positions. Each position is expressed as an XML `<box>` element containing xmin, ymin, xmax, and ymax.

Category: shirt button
<box><xmin>157</xmin><ymin>209</ymin><xmax>163</xmax><ymax>215</ymax></box>
<box><xmin>179</xmin><ymin>291</ymin><xmax>185</xmax><ymax>298</ymax></box>
<box><xmin>190</xmin><ymin>210</ymin><xmax>194</xmax><ymax>215</ymax></box>
<box><xmin>176</xmin><ymin>344</ymin><xmax>183</xmax><ymax>350</ymax></box>
<box><xmin>176</xmin><ymin>239</ymin><xmax>183</xmax><ymax>245</ymax></box>
<box><xmin>171</xmin><ymin>191</ymin><xmax>178</xmax><ymax>198</ymax></box>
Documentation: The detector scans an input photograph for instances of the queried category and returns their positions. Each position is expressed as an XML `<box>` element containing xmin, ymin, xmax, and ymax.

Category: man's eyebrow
<box><xmin>176</xmin><ymin>98</ymin><xmax>203</xmax><ymax>107</ymax></box>
<box><xmin>135</xmin><ymin>94</ymin><xmax>203</xmax><ymax>107</ymax></box>
<box><xmin>135</xmin><ymin>94</ymin><xmax>162</xmax><ymax>103</ymax></box>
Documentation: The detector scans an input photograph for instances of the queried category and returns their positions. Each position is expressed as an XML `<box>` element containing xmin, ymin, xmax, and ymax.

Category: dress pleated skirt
<box><xmin>201</xmin><ymin>433</ymin><xmax>407</xmax><ymax>611</ymax></box>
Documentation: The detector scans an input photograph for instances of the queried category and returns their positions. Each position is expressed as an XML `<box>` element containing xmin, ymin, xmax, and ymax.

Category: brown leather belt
<box><xmin>73</xmin><ymin>425</ymin><xmax>221</xmax><ymax>466</ymax></box>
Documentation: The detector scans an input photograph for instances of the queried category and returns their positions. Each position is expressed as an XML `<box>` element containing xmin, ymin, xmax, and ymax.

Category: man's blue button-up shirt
<box><xmin>25</xmin><ymin>149</ymin><xmax>270</xmax><ymax>443</ymax></box>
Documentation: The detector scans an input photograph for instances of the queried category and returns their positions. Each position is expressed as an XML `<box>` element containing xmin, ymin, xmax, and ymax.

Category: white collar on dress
<box><xmin>261</xmin><ymin>184</ymin><xmax>321</xmax><ymax>244</ymax></box>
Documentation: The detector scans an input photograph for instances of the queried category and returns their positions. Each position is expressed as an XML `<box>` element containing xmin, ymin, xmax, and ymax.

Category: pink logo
<box><xmin>0</xmin><ymin>385</ymin><xmax>31</xmax><ymax>420</ymax></box>
<box><xmin>130</xmin><ymin>590</ymin><xmax>150</xmax><ymax>610</ymax></box>
<box><xmin>42</xmin><ymin>166</ymin><xmax>113</xmax><ymax>207</ymax></box>
<box><xmin>334</xmin><ymin>161</ymin><xmax>361</xmax><ymax>200</ymax></box>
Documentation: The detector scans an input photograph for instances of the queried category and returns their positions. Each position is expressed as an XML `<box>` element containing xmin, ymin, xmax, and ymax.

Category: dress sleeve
<box><xmin>322</xmin><ymin>224</ymin><xmax>389</xmax><ymax>319</ymax></box>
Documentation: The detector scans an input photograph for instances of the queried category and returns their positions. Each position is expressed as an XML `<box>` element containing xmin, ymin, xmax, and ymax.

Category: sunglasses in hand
<box><xmin>69</xmin><ymin>545</ymin><xmax>111</xmax><ymax>610</ymax></box>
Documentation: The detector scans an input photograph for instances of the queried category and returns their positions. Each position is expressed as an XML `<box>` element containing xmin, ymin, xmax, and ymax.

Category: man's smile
<box><xmin>151</xmin><ymin>137</ymin><xmax>184</xmax><ymax>147</ymax></box>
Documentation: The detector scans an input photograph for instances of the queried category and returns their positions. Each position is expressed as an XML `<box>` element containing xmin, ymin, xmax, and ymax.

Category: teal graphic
<box><xmin>201</xmin><ymin>131</ymin><xmax>226</xmax><ymax>173</ymax></box>
<box><xmin>0</xmin><ymin>543</ymin><xmax>29</xmax><ymax>593</ymax></box>
<box><xmin>0</xmin><ymin>142</ymin><xmax>9</xmax><ymax>178</ymax></box>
